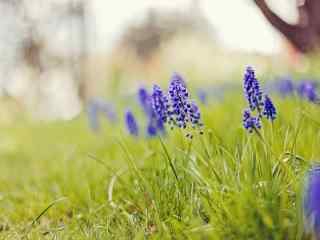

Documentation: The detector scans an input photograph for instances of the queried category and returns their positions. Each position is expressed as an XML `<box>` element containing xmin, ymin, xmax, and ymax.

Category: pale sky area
<box><xmin>92</xmin><ymin>0</ymin><xmax>296</xmax><ymax>55</ymax></box>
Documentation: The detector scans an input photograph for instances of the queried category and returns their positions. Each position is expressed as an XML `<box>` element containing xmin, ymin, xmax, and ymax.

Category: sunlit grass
<box><xmin>0</xmin><ymin>83</ymin><xmax>319</xmax><ymax>239</ymax></box>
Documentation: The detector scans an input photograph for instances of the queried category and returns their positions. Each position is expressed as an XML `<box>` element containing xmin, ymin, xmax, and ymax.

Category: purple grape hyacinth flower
<box><xmin>242</xmin><ymin>109</ymin><xmax>261</xmax><ymax>133</ymax></box>
<box><xmin>124</xmin><ymin>110</ymin><xmax>139</xmax><ymax>136</ymax></box>
<box><xmin>243</xmin><ymin>66</ymin><xmax>264</xmax><ymax>114</ymax></box>
<box><xmin>150</xmin><ymin>73</ymin><xmax>203</xmax><ymax>137</ymax></box>
<box><xmin>151</xmin><ymin>84</ymin><xmax>170</xmax><ymax>124</ymax></box>
<box><xmin>168</xmin><ymin>73</ymin><xmax>190</xmax><ymax>128</ymax></box>
<box><xmin>304</xmin><ymin>165</ymin><xmax>320</xmax><ymax>238</ymax></box>
<box><xmin>167</xmin><ymin>73</ymin><xmax>203</xmax><ymax>130</ymax></box>
<box><xmin>242</xmin><ymin>67</ymin><xmax>277</xmax><ymax>133</ymax></box>
<box><xmin>263</xmin><ymin>95</ymin><xmax>276</xmax><ymax>121</ymax></box>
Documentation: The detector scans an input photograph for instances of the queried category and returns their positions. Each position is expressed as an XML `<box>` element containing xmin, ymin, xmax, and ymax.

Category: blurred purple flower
<box><xmin>138</xmin><ymin>87</ymin><xmax>153</xmax><ymax>117</ymax></box>
<box><xmin>87</xmin><ymin>106</ymin><xmax>99</xmax><ymax>132</ymax></box>
<box><xmin>297</xmin><ymin>81</ymin><xmax>319</xmax><ymax>103</ymax></box>
<box><xmin>304</xmin><ymin>165</ymin><xmax>320</xmax><ymax>238</ymax></box>
<box><xmin>124</xmin><ymin>110</ymin><xmax>139</xmax><ymax>136</ymax></box>
<box><xmin>138</xmin><ymin>86</ymin><xmax>166</xmax><ymax>137</ymax></box>
<box><xmin>277</xmin><ymin>77</ymin><xmax>295</xmax><ymax>97</ymax></box>
<box><xmin>197</xmin><ymin>89</ymin><xmax>208</xmax><ymax>104</ymax></box>
<box><xmin>146</xmin><ymin>122</ymin><xmax>157</xmax><ymax>137</ymax></box>
<box><xmin>87</xmin><ymin>98</ymin><xmax>117</xmax><ymax>132</ymax></box>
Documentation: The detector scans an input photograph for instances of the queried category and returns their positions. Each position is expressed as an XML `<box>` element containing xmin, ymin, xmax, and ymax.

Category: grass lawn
<box><xmin>0</xmin><ymin>78</ymin><xmax>319</xmax><ymax>239</ymax></box>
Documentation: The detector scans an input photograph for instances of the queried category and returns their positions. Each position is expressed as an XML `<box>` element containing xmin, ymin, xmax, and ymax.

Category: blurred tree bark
<box><xmin>254</xmin><ymin>0</ymin><xmax>320</xmax><ymax>53</ymax></box>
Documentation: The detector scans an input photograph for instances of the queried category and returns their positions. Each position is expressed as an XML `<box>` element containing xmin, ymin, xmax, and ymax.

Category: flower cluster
<box><xmin>242</xmin><ymin>66</ymin><xmax>276</xmax><ymax>133</ymax></box>
<box><xmin>269</xmin><ymin>77</ymin><xmax>320</xmax><ymax>103</ymax></box>
<box><xmin>304</xmin><ymin>165</ymin><xmax>320</xmax><ymax>238</ymax></box>
<box><xmin>124</xmin><ymin>73</ymin><xmax>203</xmax><ymax>138</ymax></box>
<box><xmin>151</xmin><ymin>73</ymin><xmax>203</xmax><ymax>137</ymax></box>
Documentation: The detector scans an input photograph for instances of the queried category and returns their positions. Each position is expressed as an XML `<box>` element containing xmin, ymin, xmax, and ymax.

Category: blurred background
<box><xmin>0</xmin><ymin>0</ymin><xmax>316</xmax><ymax>120</ymax></box>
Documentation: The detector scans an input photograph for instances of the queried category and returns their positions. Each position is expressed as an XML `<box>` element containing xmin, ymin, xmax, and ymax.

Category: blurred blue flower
<box><xmin>197</xmin><ymin>89</ymin><xmax>208</xmax><ymax>104</ymax></box>
<box><xmin>263</xmin><ymin>95</ymin><xmax>276</xmax><ymax>121</ymax></box>
<box><xmin>87</xmin><ymin>106</ymin><xmax>99</xmax><ymax>132</ymax></box>
<box><xmin>138</xmin><ymin>86</ymin><xmax>166</xmax><ymax>137</ymax></box>
<box><xmin>243</xmin><ymin>66</ymin><xmax>264</xmax><ymax>114</ymax></box>
<box><xmin>297</xmin><ymin>81</ymin><xmax>319</xmax><ymax>103</ymax></box>
<box><xmin>87</xmin><ymin>98</ymin><xmax>117</xmax><ymax>132</ymax></box>
<box><xmin>304</xmin><ymin>165</ymin><xmax>320</xmax><ymax>238</ymax></box>
<box><xmin>242</xmin><ymin>109</ymin><xmax>261</xmax><ymax>133</ymax></box>
<box><xmin>277</xmin><ymin>77</ymin><xmax>295</xmax><ymax>97</ymax></box>
<box><xmin>145</xmin><ymin>117</ymin><xmax>164</xmax><ymax>138</ymax></box>
<box><xmin>124</xmin><ymin>110</ymin><xmax>139</xmax><ymax>136</ymax></box>
<box><xmin>146</xmin><ymin>122</ymin><xmax>157</xmax><ymax>137</ymax></box>
<box><xmin>138</xmin><ymin>87</ymin><xmax>153</xmax><ymax>117</ymax></box>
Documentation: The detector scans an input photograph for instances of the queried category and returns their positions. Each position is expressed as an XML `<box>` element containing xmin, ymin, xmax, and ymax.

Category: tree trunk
<box><xmin>254</xmin><ymin>0</ymin><xmax>320</xmax><ymax>53</ymax></box>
